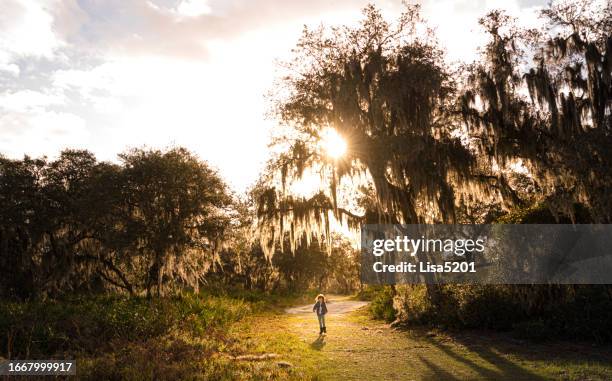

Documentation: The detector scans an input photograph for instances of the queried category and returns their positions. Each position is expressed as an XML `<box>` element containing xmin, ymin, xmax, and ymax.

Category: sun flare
<box><xmin>320</xmin><ymin>128</ymin><xmax>347</xmax><ymax>159</ymax></box>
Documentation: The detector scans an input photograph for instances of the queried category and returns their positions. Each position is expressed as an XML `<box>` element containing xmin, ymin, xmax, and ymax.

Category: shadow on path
<box><xmin>311</xmin><ymin>335</ymin><xmax>326</xmax><ymax>350</ymax></box>
<box><xmin>417</xmin><ymin>354</ymin><xmax>461</xmax><ymax>381</ymax></box>
<box><xmin>422</xmin><ymin>334</ymin><xmax>547</xmax><ymax>381</ymax></box>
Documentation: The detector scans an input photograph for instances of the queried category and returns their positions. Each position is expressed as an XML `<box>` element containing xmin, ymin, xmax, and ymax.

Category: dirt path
<box><xmin>237</xmin><ymin>296</ymin><xmax>612</xmax><ymax>380</ymax></box>
<box><xmin>285</xmin><ymin>295</ymin><xmax>367</xmax><ymax>315</ymax></box>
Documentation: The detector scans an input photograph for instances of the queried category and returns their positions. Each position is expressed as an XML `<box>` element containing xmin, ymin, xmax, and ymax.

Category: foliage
<box><xmin>260</xmin><ymin>0</ymin><xmax>611</xmax><ymax>255</ymax></box>
<box><xmin>390</xmin><ymin>284</ymin><xmax>612</xmax><ymax>342</ymax></box>
<box><xmin>0</xmin><ymin>146</ymin><xmax>360</xmax><ymax>299</ymax></box>
<box><xmin>369</xmin><ymin>286</ymin><xmax>396</xmax><ymax>322</ymax></box>
<box><xmin>0</xmin><ymin>147</ymin><xmax>234</xmax><ymax>298</ymax></box>
<box><xmin>495</xmin><ymin>201</ymin><xmax>593</xmax><ymax>224</ymax></box>
<box><xmin>385</xmin><ymin>197</ymin><xmax>612</xmax><ymax>342</ymax></box>
<box><xmin>211</xmin><ymin>231</ymin><xmax>360</xmax><ymax>294</ymax></box>
<box><xmin>213</xmin><ymin>240</ymin><xmax>279</xmax><ymax>291</ymax></box>
<box><xmin>259</xmin><ymin>4</ymin><xmax>496</xmax><ymax>259</ymax></box>
<box><xmin>0</xmin><ymin>294</ymin><xmax>251</xmax><ymax>358</ymax></box>
<box><xmin>461</xmin><ymin>2</ymin><xmax>612</xmax><ymax>222</ymax></box>
<box><xmin>273</xmin><ymin>236</ymin><xmax>360</xmax><ymax>293</ymax></box>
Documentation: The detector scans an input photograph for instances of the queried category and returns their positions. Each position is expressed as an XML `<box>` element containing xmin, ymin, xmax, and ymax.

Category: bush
<box><xmin>512</xmin><ymin>320</ymin><xmax>556</xmax><ymax>342</ymax></box>
<box><xmin>393</xmin><ymin>285</ymin><xmax>434</xmax><ymax>325</ymax></box>
<box><xmin>369</xmin><ymin>286</ymin><xmax>396</xmax><ymax>322</ymax></box>
<box><xmin>390</xmin><ymin>284</ymin><xmax>612</xmax><ymax>343</ymax></box>
<box><xmin>356</xmin><ymin>285</ymin><xmax>382</xmax><ymax>301</ymax></box>
<box><xmin>0</xmin><ymin>294</ymin><xmax>252</xmax><ymax>358</ymax></box>
<box><xmin>394</xmin><ymin>285</ymin><xmax>462</xmax><ymax>329</ymax></box>
<box><xmin>458</xmin><ymin>286</ymin><xmax>523</xmax><ymax>330</ymax></box>
<box><xmin>546</xmin><ymin>286</ymin><xmax>612</xmax><ymax>343</ymax></box>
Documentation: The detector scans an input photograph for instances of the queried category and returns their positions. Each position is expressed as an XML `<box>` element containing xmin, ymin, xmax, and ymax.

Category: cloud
<box><xmin>0</xmin><ymin>0</ymin><xmax>549</xmax><ymax>190</ymax></box>
<box><xmin>45</xmin><ymin>0</ymin><xmax>372</xmax><ymax>59</ymax></box>
<box><xmin>0</xmin><ymin>109</ymin><xmax>89</xmax><ymax>159</ymax></box>
<box><xmin>0</xmin><ymin>89</ymin><xmax>65</xmax><ymax>112</ymax></box>
<box><xmin>0</xmin><ymin>84</ymin><xmax>87</xmax><ymax>159</ymax></box>
<box><xmin>0</xmin><ymin>0</ymin><xmax>64</xmax><ymax>58</ymax></box>
<box><xmin>175</xmin><ymin>0</ymin><xmax>212</xmax><ymax>17</ymax></box>
<box><xmin>0</xmin><ymin>62</ymin><xmax>20</xmax><ymax>77</ymax></box>
<box><xmin>0</xmin><ymin>0</ymin><xmax>67</xmax><ymax>82</ymax></box>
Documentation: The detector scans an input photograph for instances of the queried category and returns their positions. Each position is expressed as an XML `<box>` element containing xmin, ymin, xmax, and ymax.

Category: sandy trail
<box><xmin>285</xmin><ymin>295</ymin><xmax>368</xmax><ymax>315</ymax></box>
<box><xmin>237</xmin><ymin>295</ymin><xmax>612</xmax><ymax>380</ymax></box>
<box><xmin>266</xmin><ymin>294</ymin><xmax>609</xmax><ymax>380</ymax></box>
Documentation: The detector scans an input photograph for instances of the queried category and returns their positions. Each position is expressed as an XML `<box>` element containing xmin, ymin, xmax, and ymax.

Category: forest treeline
<box><xmin>1</xmin><ymin>148</ymin><xmax>231</xmax><ymax>298</ymax></box>
<box><xmin>0</xmin><ymin>148</ymin><xmax>358</xmax><ymax>300</ymax></box>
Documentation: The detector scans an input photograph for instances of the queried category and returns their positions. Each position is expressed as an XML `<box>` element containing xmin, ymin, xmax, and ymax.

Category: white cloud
<box><xmin>0</xmin><ymin>0</ymin><xmax>64</xmax><ymax>59</ymax></box>
<box><xmin>175</xmin><ymin>0</ymin><xmax>212</xmax><ymax>17</ymax></box>
<box><xmin>0</xmin><ymin>62</ymin><xmax>20</xmax><ymax>77</ymax></box>
<box><xmin>0</xmin><ymin>0</ymin><xmax>65</xmax><ymax>82</ymax></box>
<box><xmin>0</xmin><ymin>89</ymin><xmax>65</xmax><ymax>112</ymax></box>
<box><xmin>0</xmin><ymin>110</ymin><xmax>89</xmax><ymax>159</ymax></box>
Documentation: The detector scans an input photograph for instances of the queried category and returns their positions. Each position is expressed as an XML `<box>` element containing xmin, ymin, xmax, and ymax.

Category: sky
<box><xmin>0</xmin><ymin>0</ymin><xmax>546</xmax><ymax>191</ymax></box>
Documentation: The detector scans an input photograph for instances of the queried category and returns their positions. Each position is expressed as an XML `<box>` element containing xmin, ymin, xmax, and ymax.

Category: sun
<box><xmin>320</xmin><ymin>128</ymin><xmax>347</xmax><ymax>159</ymax></box>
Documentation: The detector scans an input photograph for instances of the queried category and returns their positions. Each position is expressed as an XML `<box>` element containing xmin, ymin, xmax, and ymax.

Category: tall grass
<box><xmin>0</xmin><ymin>291</ymin><xmax>316</xmax><ymax>380</ymax></box>
<box><xmin>0</xmin><ymin>294</ymin><xmax>252</xmax><ymax>358</ymax></box>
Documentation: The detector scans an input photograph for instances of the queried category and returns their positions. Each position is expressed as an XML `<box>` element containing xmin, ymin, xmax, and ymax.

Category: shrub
<box><xmin>458</xmin><ymin>286</ymin><xmax>523</xmax><ymax>330</ymax></box>
<box><xmin>512</xmin><ymin>320</ymin><xmax>556</xmax><ymax>342</ymax></box>
<box><xmin>370</xmin><ymin>286</ymin><xmax>396</xmax><ymax>322</ymax></box>
<box><xmin>389</xmin><ymin>284</ymin><xmax>612</xmax><ymax>343</ymax></box>
<box><xmin>356</xmin><ymin>285</ymin><xmax>383</xmax><ymax>301</ymax></box>
<box><xmin>0</xmin><ymin>294</ymin><xmax>252</xmax><ymax>358</ymax></box>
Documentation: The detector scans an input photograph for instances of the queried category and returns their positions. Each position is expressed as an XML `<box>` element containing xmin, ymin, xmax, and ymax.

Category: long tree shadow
<box><xmin>461</xmin><ymin>333</ymin><xmax>612</xmax><ymax>379</ymax></box>
<box><xmin>417</xmin><ymin>354</ymin><xmax>462</xmax><ymax>381</ymax></box>
<box><xmin>459</xmin><ymin>332</ymin><xmax>612</xmax><ymax>364</ymax></box>
<box><xmin>422</xmin><ymin>335</ymin><xmax>548</xmax><ymax>381</ymax></box>
<box><xmin>311</xmin><ymin>335</ymin><xmax>326</xmax><ymax>350</ymax></box>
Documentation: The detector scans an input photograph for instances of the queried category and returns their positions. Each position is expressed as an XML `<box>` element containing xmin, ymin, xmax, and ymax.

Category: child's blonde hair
<box><xmin>315</xmin><ymin>294</ymin><xmax>325</xmax><ymax>302</ymax></box>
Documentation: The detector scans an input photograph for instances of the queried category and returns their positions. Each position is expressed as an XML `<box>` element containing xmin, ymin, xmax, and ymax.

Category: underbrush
<box><xmin>0</xmin><ymin>294</ymin><xmax>250</xmax><ymax>357</ymax></box>
<box><xmin>0</xmin><ymin>291</ymin><xmax>311</xmax><ymax>380</ymax></box>
<box><xmin>363</xmin><ymin>203</ymin><xmax>612</xmax><ymax>343</ymax></box>
<box><xmin>382</xmin><ymin>284</ymin><xmax>612</xmax><ymax>343</ymax></box>
<box><xmin>362</xmin><ymin>286</ymin><xmax>396</xmax><ymax>322</ymax></box>
<box><xmin>201</xmin><ymin>287</ymin><xmax>320</xmax><ymax>313</ymax></box>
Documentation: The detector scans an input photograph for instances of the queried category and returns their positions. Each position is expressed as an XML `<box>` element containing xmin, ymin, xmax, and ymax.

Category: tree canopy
<box><xmin>259</xmin><ymin>0</ymin><xmax>612</xmax><ymax>258</ymax></box>
<box><xmin>0</xmin><ymin>148</ymin><xmax>234</xmax><ymax>298</ymax></box>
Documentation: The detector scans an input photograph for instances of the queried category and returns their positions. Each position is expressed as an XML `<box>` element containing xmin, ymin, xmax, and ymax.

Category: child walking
<box><xmin>313</xmin><ymin>294</ymin><xmax>328</xmax><ymax>335</ymax></box>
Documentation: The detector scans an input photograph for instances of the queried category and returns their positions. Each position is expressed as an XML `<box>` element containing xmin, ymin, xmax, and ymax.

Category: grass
<box><xmin>230</xmin><ymin>314</ymin><xmax>325</xmax><ymax>380</ymax></box>
<box><xmin>0</xmin><ymin>291</ymin><xmax>319</xmax><ymax>380</ymax></box>
<box><xmin>2</xmin><ymin>292</ymin><xmax>611</xmax><ymax>380</ymax></box>
<box><xmin>232</xmin><ymin>299</ymin><xmax>612</xmax><ymax>381</ymax></box>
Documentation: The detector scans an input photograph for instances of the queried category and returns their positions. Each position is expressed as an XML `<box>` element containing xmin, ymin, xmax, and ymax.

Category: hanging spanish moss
<box><xmin>260</xmin><ymin>4</ymin><xmax>507</xmax><ymax>257</ymax></box>
<box><xmin>260</xmin><ymin>1</ymin><xmax>611</xmax><ymax>258</ymax></box>
<box><xmin>461</xmin><ymin>5</ymin><xmax>611</xmax><ymax>222</ymax></box>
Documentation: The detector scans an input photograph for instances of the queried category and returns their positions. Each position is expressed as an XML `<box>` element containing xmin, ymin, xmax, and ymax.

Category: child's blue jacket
<box><xmin>313</xmin><ymin>301</ymin><xmax>328</xmax><ymax>315</ymax></box>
